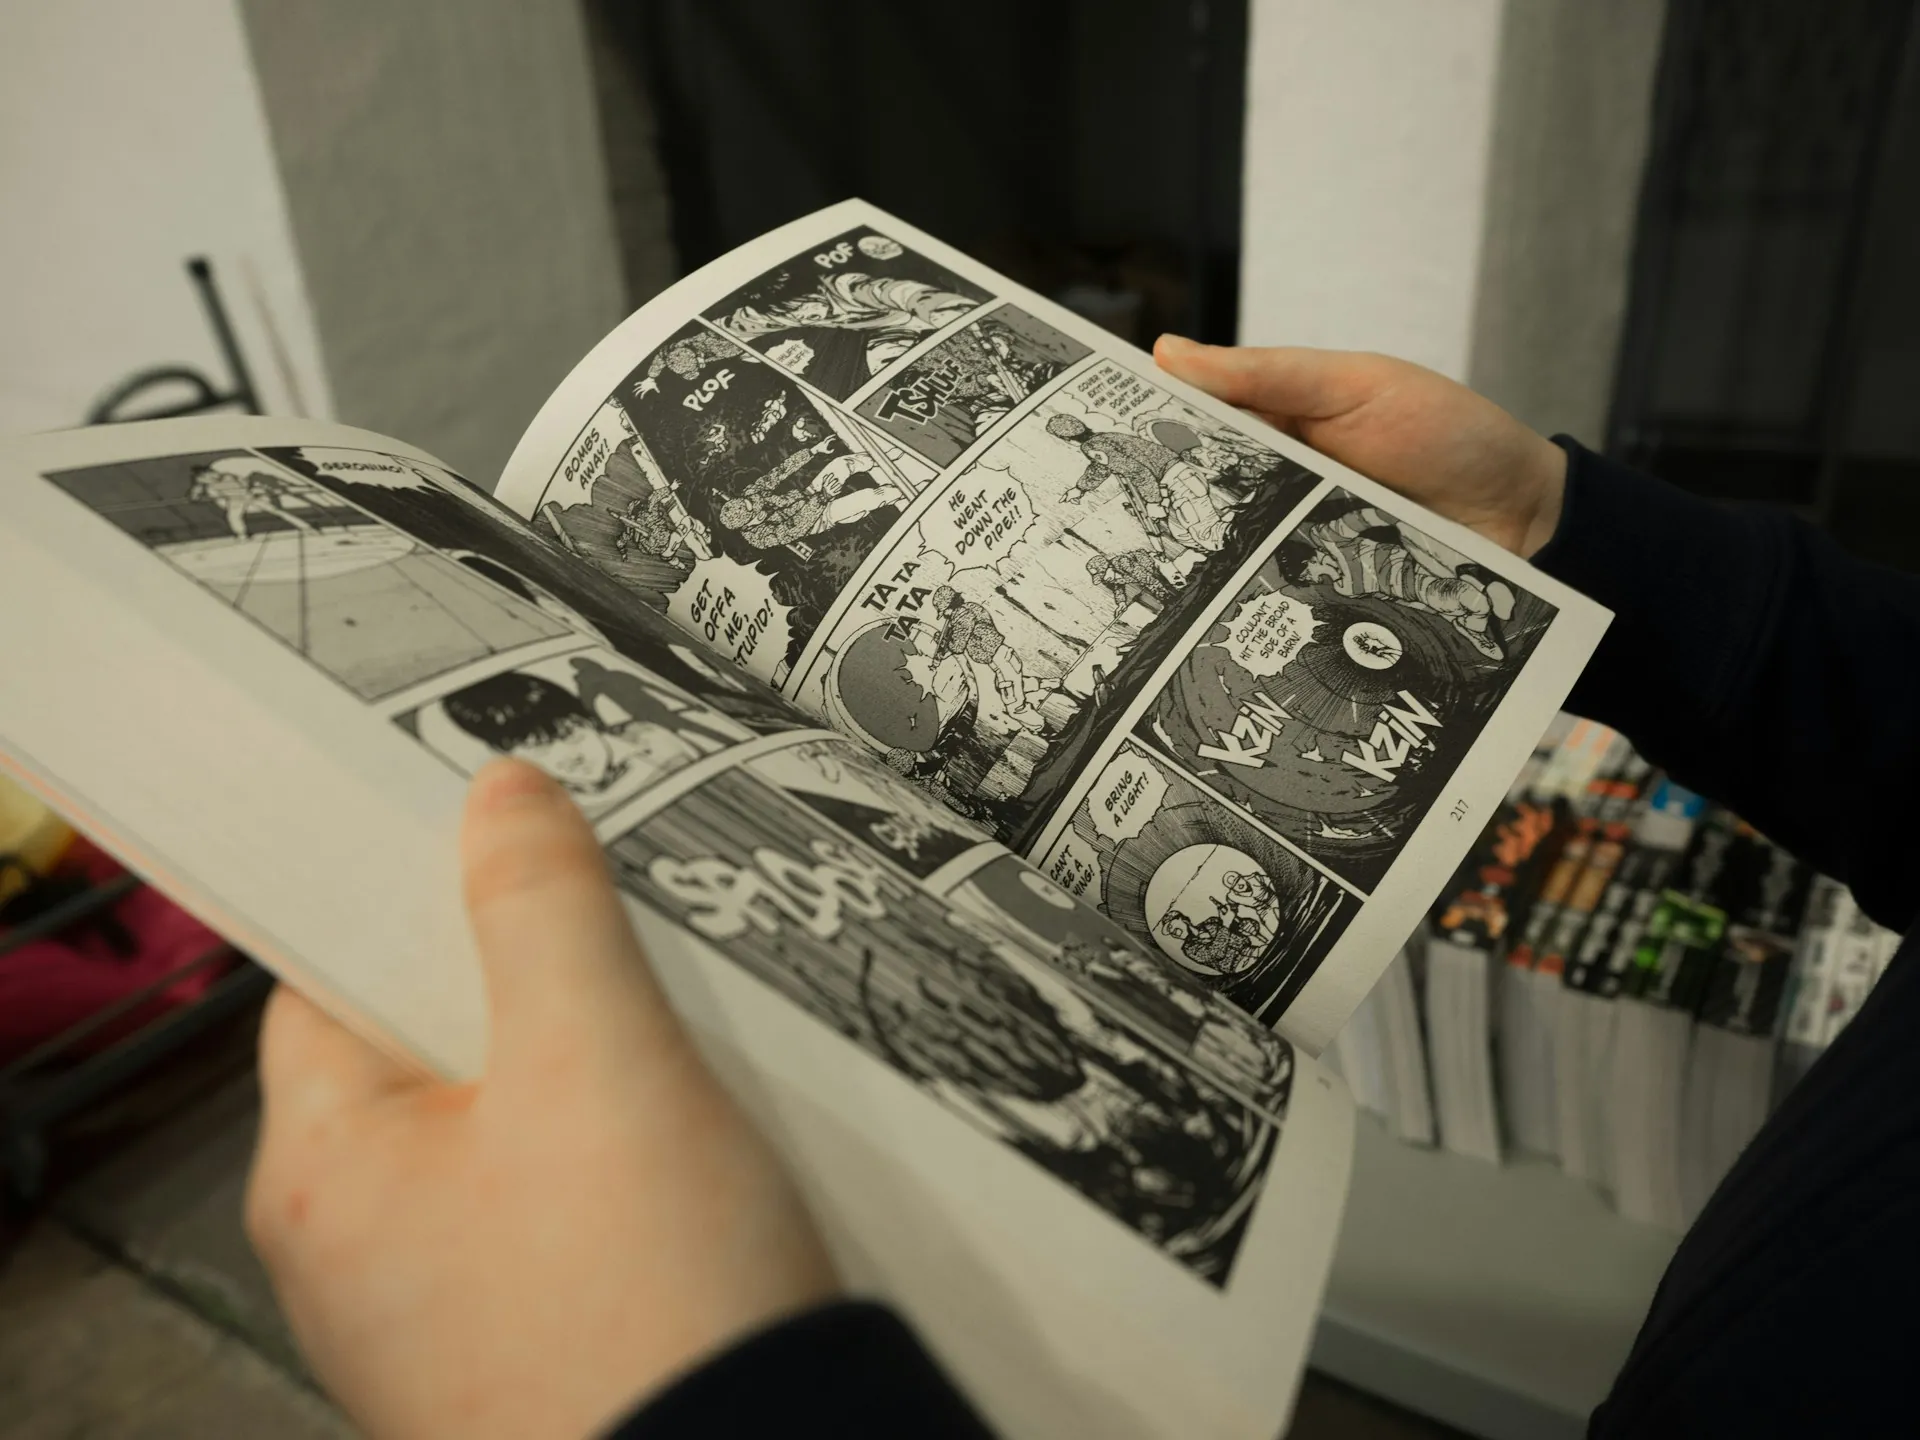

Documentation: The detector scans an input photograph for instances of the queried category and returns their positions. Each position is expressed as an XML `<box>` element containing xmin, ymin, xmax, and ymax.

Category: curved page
<box><xmin>0</xmin><ymin>415</ymin><xmax>1351</xmax><ymax>1440</ymax></box>
<box><xmin>498</xmin><ymin>200</ymin><xmax>1610</xmax><ymax>1052</ymax></box>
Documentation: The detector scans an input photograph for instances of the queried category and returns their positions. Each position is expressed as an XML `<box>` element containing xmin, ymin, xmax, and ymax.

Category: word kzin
<box><xmin>1340</xmin><ymin>693</ymin><xmax>1443</xmax><ymax>783</ymax></box>
<box><xmin>1194</xmin><ymin>689</ymin><xmax>1443</xmax><ymax>784</ymax></box>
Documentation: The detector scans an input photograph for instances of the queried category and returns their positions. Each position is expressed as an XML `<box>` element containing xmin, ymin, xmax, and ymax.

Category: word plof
<box><xmin>680</xmin><ymin>367</ymin><xmax>737</xmax><ymax>412</ymax></box>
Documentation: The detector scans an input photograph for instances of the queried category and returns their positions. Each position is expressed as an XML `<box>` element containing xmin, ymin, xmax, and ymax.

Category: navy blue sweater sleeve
<box><xmin>604</xmin><ymin>1300</ymin><xmax>994</xmax><ymax>1439</ymax></box>
<box><xmin>1531</xmin><ymin>439</ymin><xmax>1920</xmax><ymax>933</ymax></box>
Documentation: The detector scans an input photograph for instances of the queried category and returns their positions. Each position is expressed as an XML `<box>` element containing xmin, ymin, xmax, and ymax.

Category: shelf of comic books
<box><xmin>1321</xmin><ymin>713</ymin><xmax>1900</xmax><ymax>1233</ymax></box>
<box><xmin>1311</xmin><ymin>713</ymin><xmax>1895</xmax><ymax>1438</ymax></box>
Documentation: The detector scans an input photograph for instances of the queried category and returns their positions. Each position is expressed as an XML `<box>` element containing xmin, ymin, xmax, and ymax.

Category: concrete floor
<box><xmin>0</xmin><ymin>1221</ymin><xmax>347</xmax><ymax>1440</ymax></box>
<box><xmin>0</xmin><ymin>1058</ymin><xmax>1464</xmax><ymax>1440</ymax></box>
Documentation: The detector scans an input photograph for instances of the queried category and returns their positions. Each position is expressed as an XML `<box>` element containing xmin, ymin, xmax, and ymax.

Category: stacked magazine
<box><xmin>0</xmin><ymin>202</ymin><xmax>1608</xmax><ymax>1438</ymax></box>
<box><xmin>1323</xmin><ymin>946</ymin><xmax>1435</xmax><ymax>1147</ymax></box>
<box><xmin>1339</xmin><ymin>712</ymin><xmax>1897</xmax><ymax>1232</ymax></box>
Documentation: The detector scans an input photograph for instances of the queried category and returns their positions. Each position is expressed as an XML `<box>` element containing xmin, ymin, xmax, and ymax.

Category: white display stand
<box><xmin>1311</xmin><ymin>1115</ymin><xmax>1678</xmax><ymax>1440</ymax></box>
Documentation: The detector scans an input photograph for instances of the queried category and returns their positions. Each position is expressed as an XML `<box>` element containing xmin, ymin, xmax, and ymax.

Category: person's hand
<box><xmin>247</xmin><ymin>760</ymin><xmax>839</xmax><ymax>1440</ymax></box>
<box><xmin>1154</xmin><ymin>335</ymin><xmax>1567</xmax><ymax>558</ymax></box>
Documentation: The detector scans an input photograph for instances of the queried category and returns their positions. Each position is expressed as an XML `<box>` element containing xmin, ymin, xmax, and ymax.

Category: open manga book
<box><xmin>0</xmin><ymin>201</ymin><xmax>1606</xmax><ymax>1437</ymax></box>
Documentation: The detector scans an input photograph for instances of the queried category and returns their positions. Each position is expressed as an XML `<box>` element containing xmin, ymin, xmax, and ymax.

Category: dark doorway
<box><xmin>1609</xmin><ymin>0</ymin><xmax>1920</xmax><ymax>570</ymax></box>
<box><xmin>588</xmin><ymin>0</ymin><xmax>1249</xmax><ymax>347</ymax></box>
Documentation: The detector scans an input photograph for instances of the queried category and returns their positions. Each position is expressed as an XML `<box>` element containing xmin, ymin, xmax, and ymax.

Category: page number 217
<box><xmin>1449</xmin><ymin>799</ymin><xmax>1470</xmax><ymax>822</ymax></box>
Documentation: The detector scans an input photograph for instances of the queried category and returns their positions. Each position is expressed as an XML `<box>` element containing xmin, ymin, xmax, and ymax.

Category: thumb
<box><xmin>460</xmin><ymin>759</ymin><xmax>683</xmax><ymax>1075</ymax></box>
<box><xmin>1153</xmin><ymin>334</ymin><xmax>1395</xmax><ymax>427</ymax></box>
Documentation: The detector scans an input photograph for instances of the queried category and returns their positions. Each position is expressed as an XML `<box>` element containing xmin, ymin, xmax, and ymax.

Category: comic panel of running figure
<box><xmin>854</xmin><ymin>305</ymin><xmax>1093</xmax><ymax>467</ymax></box>
<box><xmin>608</xmin><ymin>766</ymin><xmax>1278</xmax><ymax>1287</ymax></box>
<box><xmin>744</xmin><ymin>739</ymin><xmax>1297</xmax><ymax>1117</ymax></box>
<box><xmin>704</xmin><ymin>226</ymin><xmax>995</xmax><ymax>402</ymax></box>
<box><xmin>1136</xmin><ymin>487</ymin><xmax>1559</xmax><ymax>893</ymax></box>
<box><xmin>532</xmin><ymin>322</ymin><xmax>940</xmax><ymax>687</ymax></box>
<box><xmin>1039</xmin><ymin>743</ymin><xmax>1355</xmax><ymax>1023</ymax></box>
<box><xmin>260</xmin><ymin>445</ymin><xmax>808</xmax><ymax>737</ymax></box>
<box><xmin>807</xmin><ymin>361</ymin><xmax>1321</xmax><ymax>845</ymax></box>
<box><xmin>397</xmin><ymin>646</ymin><xmax>754</xmax><ymax>820</ymax></box>
<box><xmin>43</xmin><ymin>451</ymin><xmax>572</xmax><ymax>702</ymax></box>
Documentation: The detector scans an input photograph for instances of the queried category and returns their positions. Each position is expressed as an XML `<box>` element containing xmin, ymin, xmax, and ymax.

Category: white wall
<box><xmin>1238</xmin><ymin>0</ymin><xmax>1506</xmax><ymax>380</ymax></box>
<box><xmin>1</xmin><ymin>0</ymin><xmax>632</xmax><ymax>483</ymax></box>
<box><xmin>1238</xmin><ymin>0</ymin><xmax>1666</xmax><ymax>440</ymax></box>
<box><xmin>0</xmin><ymin>0</ymin><xmax>333</xmax><ymax>432</ymax></box>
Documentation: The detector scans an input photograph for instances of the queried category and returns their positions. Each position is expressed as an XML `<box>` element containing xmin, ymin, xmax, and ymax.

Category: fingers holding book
<box><xmin>1154</xmin><ymin>336</ymin><xmax>1568</xmax><ymax>559</ymax></box>
<box><xmin>246</xmin><ymin>759</ymin><xmax>839</xmax><ymax>1440</ymax></box>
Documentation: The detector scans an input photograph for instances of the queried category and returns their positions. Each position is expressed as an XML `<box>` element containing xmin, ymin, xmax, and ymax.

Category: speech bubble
<box><xmin>1219</xmin><ymin>589</ymin><xmax>1319</xmax><ymax>679</ymax></box>
<box><xmin>1045</xmin><ymin>832</ymin><xmax>1106</xmax><ymax>910</ymax></box>
<box><xmin>1088</xmin><ymin>749</ymin><xmax>1167</xmax><ymax>843</ymax></box>
<box><xmin>1068</xmin><ymin>361</ymin><xmax>1160</xmax><ymax>421</ymax></box>
<box><xmin>294</xmin><ymin>447</ymin><xmax>452</xmax><ymax>491</ymax></box>
<box><xmin>665</xmin><ymin>556</ymin><xmax>794</xmax><ymax>685</ymax></box>
<box><xmin>768</xmin><ymin>338</ymin><xmax>816</xmax><ymax>374</ymax></box>
<box><xmin>549</xmin><ymin>400</ymin><xmax>638</xmax><ymax>511</ymax></box>
<box><xmin>919</xmin><ymin>472</ymin><xmax>1036</xmax><ymax>574</ymax></box>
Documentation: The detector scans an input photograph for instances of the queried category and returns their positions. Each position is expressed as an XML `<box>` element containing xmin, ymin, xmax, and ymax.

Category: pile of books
<box><xmin>1327</xmin><ymin>715</ymin><xmax>1898</xmax><ymax>1230</ymax></box>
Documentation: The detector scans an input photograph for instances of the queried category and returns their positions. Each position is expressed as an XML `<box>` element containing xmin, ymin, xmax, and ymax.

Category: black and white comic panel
<box><xmin>940</xmin><ymin>853</ymin><xmax>1295</xmax><ymax>1121</ymax></box>
<box><xmin>262</xmin><ymin>445</ymin><xmax>809</xmax><ymax>737</ymax></box>
<box><xmin>805</xmin><ymin>361</ymin><xmax>1321</xmax><ymax>846</ymax></box>
<box><xmin>531</xmin><ymin>322</ymin><xmax>939</xmax><ymax>687</ymax></box>
<box><xmin>853</xmin><ymin>305</ymin><xmax>1093</xmax><ymax>467</ymax></box>
<box><xmin>743</xmin><ymin>737</ymin><xmax>1295</xmax><ymax>1117</ymax></box>
<box><xmin>1135</xmin><ymin>488</ymin><xmax>1559</xmax><ymax>893</ymax></box>
<box><xmin>744</xmin><ymin>738</ymin><xmax>992</xmax><ymax>881</ymax></box>
<box><xmin>703</xmin><ymin>226</ymin><xmax>995</xmax><ymax>402</ymax></box>
<box><xmin>396</xmin><ymin>647</ymin><xmax>753</xmax><ymax>820</ymax></box>
<box><xmin>42</xmin><ymin>452</ymin><xmax>571</xmax><ymax>701</ymax></box>
<box><xmin>607</xmin><ymin>767</ymin><xmax>1278</xmax><ymax>1286</ymax></box>
<box><xmin>1038</xmin><ymin>743</ymin><xmax>1354</xmax><ymax>1022</ymax></box>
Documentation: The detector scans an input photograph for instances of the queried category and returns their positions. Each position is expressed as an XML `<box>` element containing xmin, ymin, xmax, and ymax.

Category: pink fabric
<box><xmin>0</xmin><ymin>838</ymin><xmax>231</xmax><ymax>1064</ymax></box>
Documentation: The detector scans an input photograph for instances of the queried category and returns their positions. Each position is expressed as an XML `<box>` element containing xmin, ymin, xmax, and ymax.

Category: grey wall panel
<box><xmin>238</xmin><ymin>0</ymin><xmax>631</xmax><ymax>480</ymax></box>
<box><xmin>1469</xmin><ymin>0</ymin><xmax>1667</xmax><ymax>444</ymax></box>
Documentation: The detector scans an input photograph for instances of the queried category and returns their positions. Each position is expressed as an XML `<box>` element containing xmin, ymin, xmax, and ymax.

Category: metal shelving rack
<box><xmin>0</xmin><ymin>879</ymin><xmax>273</xmax><ymax>1213</ymax></box>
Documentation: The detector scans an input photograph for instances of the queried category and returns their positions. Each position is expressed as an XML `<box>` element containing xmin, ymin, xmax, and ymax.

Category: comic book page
<box><xmin>0</xmin><ymin>415</ymin><xmax>1352</xmax><ymax>1439</ymax></box>
<box><xmin>498</xmin><ymin>200</ymin><xmax>1611</xmax><ymax>1053</ymax></box>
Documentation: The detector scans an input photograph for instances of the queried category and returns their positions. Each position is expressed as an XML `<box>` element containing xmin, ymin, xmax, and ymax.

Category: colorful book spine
<box><xmin>1697</xmin><ymin>836</ymin><xmax>1814</xmax><ymax>1036</ymax></box>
